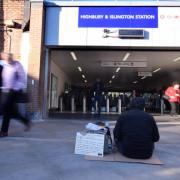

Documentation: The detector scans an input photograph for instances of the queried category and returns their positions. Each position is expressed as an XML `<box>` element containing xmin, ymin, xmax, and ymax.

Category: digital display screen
<box><xmin>119</xmin><ymin>29</ymin><xmax>144</xmax><ymax>37</ymax></box>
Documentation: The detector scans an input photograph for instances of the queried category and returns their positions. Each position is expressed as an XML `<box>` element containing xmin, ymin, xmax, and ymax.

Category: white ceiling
<box><xmin>50</xmin><ymin>50</ymin><xmax>180</xmax><ymax>90</ymax></box>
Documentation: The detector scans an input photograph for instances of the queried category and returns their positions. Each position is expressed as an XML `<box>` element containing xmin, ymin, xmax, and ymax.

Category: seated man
<box><xmin>113</xmin><ymin>97</ymin><xmax>160</xmax><ymax>159</ymax></box>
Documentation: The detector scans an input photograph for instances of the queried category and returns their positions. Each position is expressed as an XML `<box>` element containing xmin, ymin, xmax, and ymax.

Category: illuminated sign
<box><xmin>101</xmin><ymin>61</ymin><xmax>148</xmax><ymax>68</ymax></box>
<box><xmin>138</xmin><ymin>71</ymin><xmax>152</xmax><ymax>77</ymax></box>
<box><xmin>79</xmin><ymin>7</ymin><xmax>158</xmax><ymax>28</ymax></box>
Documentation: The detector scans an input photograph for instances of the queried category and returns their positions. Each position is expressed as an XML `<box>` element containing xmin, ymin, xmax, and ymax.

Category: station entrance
<box><xmin>42</xmin><ymin>5</ymin><xmax>180</xmax><ymax>119</ymax></box>
<box><xmin>47</xmin><ymin>49</ymin><xmax>180</xmax><ymax>118</ymax></box>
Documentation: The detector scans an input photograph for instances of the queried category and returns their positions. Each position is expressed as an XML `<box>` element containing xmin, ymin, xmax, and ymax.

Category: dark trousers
<box><xmin>170</xmin><ymin>102</ymin><xmax>178</xmax><ymax>115</ymax></box>
<box><xmin>1</xmin><ymin>91</ymin><xmax>29</xmax><ymax>133</ymax></box>
<box><xmin>93</xmin><ymin>95</ymin><xmax>102</xmax><ymax>115</ymax></box>
<box><xmin>115</xmin><ymin>140</ymin><xmax>154</xmax><ymax>159</ymax></box>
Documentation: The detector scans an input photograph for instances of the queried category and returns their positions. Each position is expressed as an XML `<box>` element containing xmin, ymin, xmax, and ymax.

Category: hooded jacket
<box><xmin>113</xmin><ymin>97</ymin><xmax>160</xmax><ymax>159</ymax></box>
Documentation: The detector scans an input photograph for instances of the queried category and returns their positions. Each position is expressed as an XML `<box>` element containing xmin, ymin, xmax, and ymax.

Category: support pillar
<box><xmin>27</xmin><ymin>0</ymin><xmax>45</xmax><ymax>120</ymax></box>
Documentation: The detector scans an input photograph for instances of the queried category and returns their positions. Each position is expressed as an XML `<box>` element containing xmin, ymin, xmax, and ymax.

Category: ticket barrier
<box><xmin>59</xmin><ymin>96</ymin><xmax>122</xmax><ymax>114</ymax></box>
<box><xmin>59</xmin><ymin>97</ymin><xmax>63</xmax><ymax>112</ymax></box>
<box><xmin>118</xmin><ymin>98</ymin><xmax>122</xmax><ymax>114</ymax></box>
<box><xmin>106</xmin><ymin>98</ymin><xmax>110</xmax><ymax>113</ymax></box>
<box><xmin>71</xmin><ymin>96</ymin><xmax>75</xmax><ymax>113</ymax></box>
<box><xmin>161</xmin><ymin>98</ymin><xmax>164</xmax><ymax>115</ymax></box>
<box><xmin>83</xmin><ymin>96</ymin><xmax>86</xmax><ymax>113</ymax></box>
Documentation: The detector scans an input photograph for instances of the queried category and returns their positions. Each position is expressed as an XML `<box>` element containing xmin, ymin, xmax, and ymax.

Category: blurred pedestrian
<box><xmin>0</xmin><ymin>53</ymin><xmax>4</xmax><ymax>115</ymax></box>
<box><xmin>0</xmin><ymin>52</ymin><xmax>31</xmax><ymax>138</ymax></box>
<box><xmin>165</xmin><ymin>82</ymin><xmax>180</xmax><ymax>115</ymax></box>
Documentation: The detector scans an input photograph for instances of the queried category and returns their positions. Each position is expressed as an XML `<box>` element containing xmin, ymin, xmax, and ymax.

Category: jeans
<box><xmin>170</xmin><ymin>102</ymin><xmax>178</xmax><ymax>115</ymax></box>
<box><xmin>115</xmin><ymin>139</ymin><xmax>154</xmax><ymax>159</ymax></box>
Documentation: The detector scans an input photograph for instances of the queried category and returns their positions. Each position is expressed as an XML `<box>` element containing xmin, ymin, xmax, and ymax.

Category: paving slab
<box><xmin>0</xmin><ymin>119</ymin><xmax>180</xmax><ymax>180</ymax></box>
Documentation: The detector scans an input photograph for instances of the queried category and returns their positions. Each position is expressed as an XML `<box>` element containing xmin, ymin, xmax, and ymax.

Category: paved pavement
<box><xmin>0</xmin><ymin>116</ymin><xmax>180</xmax><ymax>180</ymax></box>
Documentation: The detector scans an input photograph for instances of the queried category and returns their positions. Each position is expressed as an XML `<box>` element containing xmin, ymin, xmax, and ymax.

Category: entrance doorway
<box><xmin>45</xmin><ymin>49</ymin><xmax>180</xmax><ymax>118</ymax></box>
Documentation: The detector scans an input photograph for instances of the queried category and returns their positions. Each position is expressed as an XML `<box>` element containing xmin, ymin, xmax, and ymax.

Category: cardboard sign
<box><xmin>75</xmin><ymin>132</ymin><xmax>105</xmax><ymax>157</ymax></box>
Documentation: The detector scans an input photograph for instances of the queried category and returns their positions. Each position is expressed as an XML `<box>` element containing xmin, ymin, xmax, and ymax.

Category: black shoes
<box><xmin>0</xmin><ymin>131</ymin><xmax>8</xmax><ymax>138</ymax></box>
<box><xmin>0</xmin><ymin>121</ymin><xmax>32</xmax><ymax>137</ymax></box>
<box><xmin>24</xmin><ymin>121</ymin><xmax>32</xmax><ymax>132</ymax></box>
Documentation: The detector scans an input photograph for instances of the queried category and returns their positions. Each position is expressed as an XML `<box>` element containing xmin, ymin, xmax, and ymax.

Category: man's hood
<box><xmin>129</xmin><ymin>97</ymin><xmax>145</xmax><ymax>110</ymax></box>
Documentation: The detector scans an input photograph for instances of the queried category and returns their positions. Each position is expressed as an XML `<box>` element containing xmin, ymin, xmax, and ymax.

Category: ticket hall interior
<box><xmin>47</xmin><ymin>49</ymin><xmax>180</xmax><ymax>117</ymax></box>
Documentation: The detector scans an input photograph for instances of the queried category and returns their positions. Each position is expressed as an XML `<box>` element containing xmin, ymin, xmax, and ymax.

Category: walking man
<box><xmin>0</xmin><ymin>52</ymin><xmax>31</xmax><ymax>137</ymax></box>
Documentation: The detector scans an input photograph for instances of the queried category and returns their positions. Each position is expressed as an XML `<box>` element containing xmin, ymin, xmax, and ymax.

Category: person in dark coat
<box><xmin>0</xmin><ymin>53</ymin><xmax>3</xmax><ymax>115</ymax></box>
<box><xmin>92</xmin><ymin>78</ymin><xmax>104</xmax><ymax>115</ymax></box>
<box><xmin>113</xmin><ymin>97</ymin><xmax>160</xmax><ymax>159</ymax></box>
<box><xmin>0</xmin><ymin>63</ymin><xmax>3</xmax><ymax>88</ymax></box>
<box><xmin>0</xmin><ymin>52</ymin><xmax>4</xmax><ymax>87</ymax></box>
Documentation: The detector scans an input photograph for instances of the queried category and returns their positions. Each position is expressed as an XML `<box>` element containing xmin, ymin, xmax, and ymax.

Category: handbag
<box><xmin>163</xmin><ymin>94</ymin><xmax>170</xmax><ymax>100</ymax></box>
<box><xmin>14</xmin><ymin>90</ymin><xmax>30</xmax><ymax>103</ymax></box>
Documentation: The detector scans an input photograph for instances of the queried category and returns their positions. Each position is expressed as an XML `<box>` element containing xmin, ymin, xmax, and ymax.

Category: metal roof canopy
<box><xmin>50</xmin><ymin>49</ymin><xmax>180</xmax><ymax>90</ymax></box>
<box><xmin>31</xmin><ymin>0</ymin><xmax>180</xmax><ymax>7</ymax></box>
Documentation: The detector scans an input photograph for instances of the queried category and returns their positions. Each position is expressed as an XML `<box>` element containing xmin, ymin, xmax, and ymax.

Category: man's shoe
<box><xmin>0</xmin><ymin>131</ymin><xmax>8</xmax><ymax>138</ymax></box>
<box><xmin>24</xmin><ymin>121</ymin><xmax>32</xmax><ymax>132</ymax></box>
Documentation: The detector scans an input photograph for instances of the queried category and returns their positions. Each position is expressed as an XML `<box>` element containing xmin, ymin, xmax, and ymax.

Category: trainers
<box><xmin>0</xmin><ymin>131</ymin><xmax>8</xmax><ymax>138</ymax></box>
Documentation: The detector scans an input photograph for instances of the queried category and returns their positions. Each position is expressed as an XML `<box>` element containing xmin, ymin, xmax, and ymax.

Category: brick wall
<box><xmin>27</xmin><ymin>1</ymin><xmax>45</xmax><ymax>119</ymax></box>
<box><xmin>0</xmin><ymin>0</ymin><xmax>4</xmax><ymax>51</ymax></box>
<box><xmin>0</xmin><ymin>0</ymin><xmax>45</xmax><ymax>120</ymax></box>
<box><xmin>0</xmin><ymin>0</ymin><xmax>24</xmax><ymax>59</ymax></box>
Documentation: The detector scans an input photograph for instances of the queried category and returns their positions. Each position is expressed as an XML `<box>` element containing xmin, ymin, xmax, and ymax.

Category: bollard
<box><xmin>161</xmin><ymin>98</ymin><xmax>164</xmax><ymax>115</ymax></box>
<box><xmin>118</xmin><ymin>98</ymin><xmax>122</xmax><ymax>114</ymax></box>
<box><xmin>106</xmin><ymin>98</ymin><xmax>110</xmax><ymax>113</ymax></box>
<box><xmin>71</xmin><ymin>96</ymin><xmax>75</xmax><ymax>113</ymax></box>
<box><xmin>60</xmin><ymin>97</ymin><xmax>63</xmax><ymax>112</ymax></box>
<box><xmin>83</xmin><ymin>96</ymin><xmax>86</xmax><ymax>113</ymax></box>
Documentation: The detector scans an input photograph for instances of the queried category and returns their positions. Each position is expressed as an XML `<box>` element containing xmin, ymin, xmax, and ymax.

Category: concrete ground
<box><xmin>0</xmin><ymin>116</ymin><xmax>180</xmax><ymax>180</ymax></box>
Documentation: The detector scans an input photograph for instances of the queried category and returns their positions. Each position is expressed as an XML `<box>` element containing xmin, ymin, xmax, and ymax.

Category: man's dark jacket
<box><xmin>113</xmin><ymin>99</ymin><xmax>160</xmax><ymax>159</ymax></box>
<box><xmin>92</xmin><ymin>81</ymin><xmax>104</xmax><ymax>96</ymax></box>
<box><xmin>0</xmin><ymin>64</ymin><xmax>3</xmax><ymax>88</ymax></box>
<box><xmin>0</xmin><ymin>64</ymin><xmax>3</xmax><ymax>115</ymax></box>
